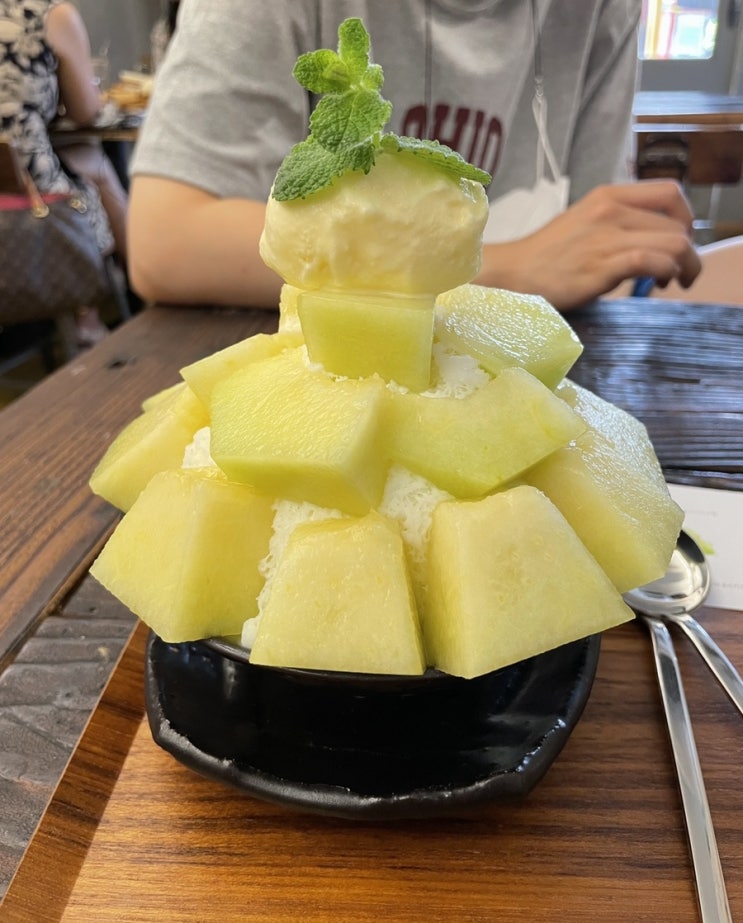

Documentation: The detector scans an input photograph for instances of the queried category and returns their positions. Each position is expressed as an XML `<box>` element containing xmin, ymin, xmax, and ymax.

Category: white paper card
<box><xmin>667</xmin><ymin>483</ymin><xmax>743</xmax><ymax>611</ymax></box>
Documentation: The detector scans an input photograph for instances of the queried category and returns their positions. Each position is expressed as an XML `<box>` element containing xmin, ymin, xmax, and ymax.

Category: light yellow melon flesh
<box><xmin>89</xmin><ymin>384</ymin><xmax>209</xmax><ymax>512</ymax></box>
<box><xmin>278</xmin><ymin>283</ymin><xmax>303</xmax><ymax>335</ymax></box>
<box><xmin>250</xmin><ymin>512</ymin><xmax>425</xmax><ymax>675</ymax></box>
<box><xmin>180</xmin><ymin>329</ymin><xmax>302</xmax><ymax>407</ymax></box>
<box><xmin>424</xmin><ymin>485</ymin><xmax>633</xmax><ymax>678</ymax></box>
<box><xmin>210</xmin><ymin>348</ymin><xmax>388</xmax><ymax>515</ymax></box>
<box><xmin>525</xmin><ymin>380</ymin><xmax>684</xmax><ymax>592</ymax></box>
<box><xmin>140</xmin><ymin>380</ymin><xmax>187</xmax><ymax>412</ymax></box>
<box><xmin>298</xmin><ymin>290</ymin><xmax>434</xmax><ymax>391</ymax></box>
<box><xmin>435</xmin><ymin>284</ymin><xmax>583</xmax><ymax>389</ymax></box>
<box><xmin>384</xmin><ymin>366</ymin><xmax>585</xmax><ymax>497</ymax></box>
<box><xmin>90</xmin><ymin>467</ymin><xmax>275</xmax><ymax>642</ymax></box>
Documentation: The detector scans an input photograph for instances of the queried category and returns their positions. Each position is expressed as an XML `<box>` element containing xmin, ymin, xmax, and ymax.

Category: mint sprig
<box><xmin>272</xmin><ymin>18</ymin><xmax>491</xmax><ymax>201</ymax></box>
<box><xmin>380</xmin><ymin>134</ymin><xmax>491</xmax><ymax>186</ymax></box>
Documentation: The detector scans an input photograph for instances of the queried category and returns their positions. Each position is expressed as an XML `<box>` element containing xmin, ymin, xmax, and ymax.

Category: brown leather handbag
<box><xmin>0</xmin><ymin>140</ymin><xmax>111</xmax><ymax>325</ymax></box>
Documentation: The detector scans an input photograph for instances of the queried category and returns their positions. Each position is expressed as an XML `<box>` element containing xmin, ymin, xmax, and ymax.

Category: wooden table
<box><xmin>633</xmin><ymin>92</ymin><xmax>743</xmax><ymax>127</ymax></box>
<box><xmin>1</xmin><ymin>299</ymin><xmax>742</xmax><ymax>921</ymax></box>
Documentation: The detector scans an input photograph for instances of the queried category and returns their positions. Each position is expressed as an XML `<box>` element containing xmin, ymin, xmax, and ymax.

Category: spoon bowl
<box><xmin>624</xmin><ymin>530</ymin><xmax>710</xmax><ymax>617</ymax></box>
<box><xmin>624</xmin><ymin>529</ymin><xmax>743</xmax><ymax>718</ymax></box>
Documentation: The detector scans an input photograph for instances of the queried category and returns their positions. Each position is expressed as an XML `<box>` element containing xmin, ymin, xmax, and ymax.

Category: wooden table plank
<box><xmin>568</xmin><ymin>299</ymin><xmax>743</xmax><ymax>490</ymax></box>
<box><xmin>633</xmin><ymin>91</ymin><xmax>743</xmax><ymax>126</ymax></box>
<box><xmin>0</xmin><ymin>577</ymin><xmax>137</xmax><ymax>896</ymax></box>
<box><xmin>1</xmin><ymin>622</ymin><xmax>149</xmax><ymax>923</ymax></box>
<box><xmin>0</xmin><ymin>306</ymin><xmax>276</xmax><ymax>667</ymax></box>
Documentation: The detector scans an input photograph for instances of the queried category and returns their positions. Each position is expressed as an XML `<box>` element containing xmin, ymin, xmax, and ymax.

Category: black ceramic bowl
<box><xmin>145</xmin><ymin>631</ymin><xmax>600</xmax><ymax>820</ymax></box>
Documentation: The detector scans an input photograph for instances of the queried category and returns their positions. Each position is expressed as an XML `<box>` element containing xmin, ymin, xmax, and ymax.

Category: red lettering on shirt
<box><xmin>432</xmin><ymin>103</ymin><xmax>469</xmax><ymax>152</ymax></box>
<box><xmin>478</xmin><ymin>116</ymin><xmax>503</xmax><ymax>177</ymax></box>
<box><xmin>401</xmin><ymin>104</ymin><xmax>427</xmax><ymax>140</ymax></box>
<box><xmin>398</xmin><ymin>103</ymin><xmax>502</xmax><ymax>179</ymax></box>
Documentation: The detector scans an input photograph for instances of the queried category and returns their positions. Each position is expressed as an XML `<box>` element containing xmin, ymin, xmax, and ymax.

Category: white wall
<box><xmin>70</xmin><ymin>0</ymin><xmax>162</xmax><ymax>80</ymax></box>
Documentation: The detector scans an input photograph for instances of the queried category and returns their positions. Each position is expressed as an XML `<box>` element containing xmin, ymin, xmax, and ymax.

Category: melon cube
<box><xmin>423</xmin><ymin>485</ymin><xmax>633</xmax><ymax>678</ymax></box>
<box><xmin>141</xmin><ymin>380</ymin><xmax>186</xmax><ymax>412</ymax></box>
<box><xmin>384</xmin><ymin>366</ymin><xmax>585</xmax><ymax>497</ymax></box>
<box><xmin>298</xmin><ymin>290</ymin><xmax>435</xmax><ymax>390</ymax></box>
<box><xmin>250</xmin><ymin>512</ymin><xmax>425</xmax><ymax>675</ymax></box>
<box><xmin>180</xmin><ymin>329</ymin><xmax>302</xmax><ymax>407</ymax></box>
<box><xmin>90</xmin><ymin>384</ymin><xmax>209</xmax><ymax>512</ymax></box>
<box><xmin>526</xmin><ymin>380</ymin><xmax>684</xmax><ymax>592</ymax></box>
<box><xmin>210</xmin><ymin>348</ymin><xmax>387</xmax><ymax>515</ymax></box>
<box><xmin>435</xmin><ymin>284</ymin><xmax>583</xmax><ymax>388</ymax></box>
<box><xmin>278</xmin><ymin>283</ymin><xmax>303</xmax><ymax>335</ymax></box>
<box><xmin>90</xmin><ymin>467</ymin><xmax>275</xmax><ymax>642</ymax></box>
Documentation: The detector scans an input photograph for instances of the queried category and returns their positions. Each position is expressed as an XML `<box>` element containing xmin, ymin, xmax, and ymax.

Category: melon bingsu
<box><xmin>89</xmin><ymin>18</ymin><xmax>683</xmax><ymax>679</ymax></box>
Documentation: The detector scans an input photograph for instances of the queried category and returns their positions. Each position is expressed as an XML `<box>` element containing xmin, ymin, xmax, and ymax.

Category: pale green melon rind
<box><xmin>209</xmin><ymin>349</ymin><xmax>388</xmax><ymax>515</ymax></box>
<box><xmin>298</xmin><ymin>289</ymin><xmax>434</xmax><ymax>391</ymax></box>
<box><xmin>250</xmin><ymin>512</ymin><xmax>426</xmax><ymax>675</ymax></box>
<box><xmin>435</xmin><ymin>284</ymin><xmax>583</xmax><ymax>389</ymax></box>
<box><xmin>423</xmin><ymin>485</ymin><xmax>633</xmax><ymax>679</ymax></box>
<box><xmin>180</xmin><ymin>330</ymin><xmax>303</xmax><ymax>407</ymax></box>
<box><xmin>384</xmin><ymin>366</ymin><xmax>586</xmax><ymax>498</ymax></box>
<box><xmin>525</xmin><ymin>380</ymin><xmax>684</xmax><ymax>592</ymax></box>
<box><xmin>89</xmin><ymin>384</ymin><xmax>208</xmax><ymax>513</ymax></box>
<box><xmin>90</xmin><ymin>468</ymin><xmax>274</xmax><ymax>642</ymax></box>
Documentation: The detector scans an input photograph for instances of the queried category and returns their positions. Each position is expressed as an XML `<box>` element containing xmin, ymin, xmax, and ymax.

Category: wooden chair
<box><xmin>633</xmin><ymin>122</ymin><xmax>743</xmax><ymax>241</ymax></box>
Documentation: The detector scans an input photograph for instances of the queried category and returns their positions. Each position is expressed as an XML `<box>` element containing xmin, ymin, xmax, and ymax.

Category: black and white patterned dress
<box><xmin>0</xmin><ymin>0</ymin><xmax>113</xmax><ymax>252</ymax></box>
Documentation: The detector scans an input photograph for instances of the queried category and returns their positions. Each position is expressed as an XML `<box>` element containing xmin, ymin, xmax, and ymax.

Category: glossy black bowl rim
<box><xmin>203</xmin><ymin>634</ymin><xmax>455</xmax><ymax>685</ymax></box>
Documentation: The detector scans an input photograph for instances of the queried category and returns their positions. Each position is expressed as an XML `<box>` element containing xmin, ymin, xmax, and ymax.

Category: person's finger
<box><xmin>598</xmin><ymin>181</ymin><xmax>696</xmax><ymax>233</ymax></box>
<box><xmin>610</xmin><ymin>204</ymin><xmax>690</xmax><ymax>236</ymax></box>
<box><xmin>605</xmin><ymin>232</ymin><xmax>701</xmax><ymax>288</ymax></box>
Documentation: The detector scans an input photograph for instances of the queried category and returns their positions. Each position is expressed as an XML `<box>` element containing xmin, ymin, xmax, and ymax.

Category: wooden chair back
<box><xmin>634</xmin><ymin>123</ymin><xmax>743</xmax><ymax>185</ymax></box>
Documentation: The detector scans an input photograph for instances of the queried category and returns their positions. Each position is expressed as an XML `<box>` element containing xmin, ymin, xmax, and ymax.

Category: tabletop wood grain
<box><xmin>1</xmin><ymin>297</ymin><xmax>743</xmax><ymax>921</ymax></box>
<box><xmin>3</xmin><ymin>610</ymin><xmax>742</xmax><ymax>922</ymax></box>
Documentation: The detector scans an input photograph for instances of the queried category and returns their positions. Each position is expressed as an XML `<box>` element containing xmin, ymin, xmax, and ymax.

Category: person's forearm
<box><xmin>128</xmin><ymin>178</ymin><xmax>283</xmax><ymax>309</ymax></box>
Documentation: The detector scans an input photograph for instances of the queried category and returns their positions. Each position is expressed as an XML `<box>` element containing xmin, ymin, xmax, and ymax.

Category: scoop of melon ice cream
<box><xmin>259</xmin><ymin>150</ymin><xmax>489</xmax><ymax>296</ymax></box>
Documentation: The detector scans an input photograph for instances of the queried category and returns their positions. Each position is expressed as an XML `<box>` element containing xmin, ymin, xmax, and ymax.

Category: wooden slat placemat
<box><xmin>4</xmin><ymin>608</ymin><xmax>742</xmax><ymax>922</ymax></box>
<box><xmin>569</xmin><ymin>300</ymin><xmax>743</xmax><ymax>491</ymax></box>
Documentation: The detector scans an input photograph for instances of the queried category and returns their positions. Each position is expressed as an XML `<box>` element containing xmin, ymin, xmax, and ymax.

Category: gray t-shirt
<box><xmin>132</xmin><ymin>0</ymin><xmax>639</xmax><ymax>208</ymax></box>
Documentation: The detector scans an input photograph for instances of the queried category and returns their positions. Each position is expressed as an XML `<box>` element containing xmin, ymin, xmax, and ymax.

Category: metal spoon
<box><xmin>625</xmin><ymin>530</ymin><xmax>743</xmax><ymax>718</ymax></box>
<box><xmin>624</xmin><ymin>531</ymin><xmax>733</xmax><ymax>923</ymax></box>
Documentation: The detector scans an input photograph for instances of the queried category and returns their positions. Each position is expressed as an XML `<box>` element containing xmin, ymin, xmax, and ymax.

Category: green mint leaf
<box><xmin>293</xmin><ymin>49</ymin><xmax>350</xmax><ymax>94</ymax></box>
<box><xmin>310</xmin><ymin>89</ymin><xmax>392</xmax><ymax>152</ymax></box>
<box><xmin>380</xmin><ymin>134</ymin><xmax>492</xmax><ymax>185</ymax></box>
<box><xmin>274</xmin><ymin>18</ymin><xmax>488</xmax><ymax>200</ymax></box>
<box><xmin>275</xmin><ymin>18</ymin><xmax>392</xmax><ymax>200</ymax></box>
<box><xmin>362</xmin><ymin>63</ymin><xmax>384</xmax><ymax>91</ymax></box>
<box><xmin>272</xmin><ymin>137</ymin><xmax>377</xmax><ymax>201</ymax></box>
<box><xmin>337</xmin><ymin>17</ymin><xmax>371</xmax><ymax>81</ymax></box>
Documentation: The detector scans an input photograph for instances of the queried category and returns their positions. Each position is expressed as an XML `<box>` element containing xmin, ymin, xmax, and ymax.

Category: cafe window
<box><xmin>638</xmin><ymin>0</ymin><xmax>743</xmax><ymax>92</ymax></box>
<box><xmin>639</xmin><ymin>0</ymin><xmax>719</xmax><ymax>60</ymax></box>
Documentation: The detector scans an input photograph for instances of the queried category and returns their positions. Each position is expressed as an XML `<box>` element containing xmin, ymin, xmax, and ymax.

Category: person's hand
<box><xmin>476</xmin><ymin>180</ymin><xmax>702</xmax><ymax>311</ymax></box>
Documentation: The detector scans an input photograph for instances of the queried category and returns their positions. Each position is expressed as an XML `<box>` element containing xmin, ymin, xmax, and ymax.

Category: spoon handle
<box><xmin>671</xmin><ymin>614</ymin><xmax>743</xmax><ymax>719</ymax></box>
<box><xmin>644</xmin><ymin>616</ymin><xmax>732</xmax><ymax>923</ymax></box>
